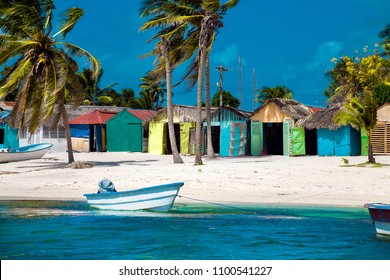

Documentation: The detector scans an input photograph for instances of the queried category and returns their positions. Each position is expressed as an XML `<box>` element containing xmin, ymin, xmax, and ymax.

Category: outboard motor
<box><xmin>98</xmin><ymin>178</ymin><xmax>117</xmax><ymax>193</ymax></box>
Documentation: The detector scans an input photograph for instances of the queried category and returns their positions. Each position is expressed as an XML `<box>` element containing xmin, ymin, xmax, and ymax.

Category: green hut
<box><xmin>250</xmin><ymin>99</ymin><xmax>315</xmax><ymax>156</ymax></box>
<box><xmin>106</xmin><ymin>109</ymin><xmax>156</xmax><ymax>152</ymax></box>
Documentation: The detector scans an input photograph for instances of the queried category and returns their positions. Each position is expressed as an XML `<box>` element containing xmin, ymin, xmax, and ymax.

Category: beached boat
<box><xmin>0</xmin><ymin>143</ymin><xmax>53</xmax><ymax>163</ymax></box>
<box><xmin>84</xmin><ymin>180</ymin><xmax>184</xmax><ymax>212</ymax></box>
<box><xmin>364</xmin><ymin>203</ymin><xmax>390</xmax><ymax>235</ymax></box>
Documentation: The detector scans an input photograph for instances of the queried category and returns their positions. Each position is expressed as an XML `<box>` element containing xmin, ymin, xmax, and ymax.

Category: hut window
<box><xmin>19</xmin><ymin>127</ymin><xmax>27</xmax><ymax>139</ymax></box>
<box><xmin>43</xmin><ymin>126</ymin><xmax>50</xmax><ymax>138</ymax></box>
<box><xmin>43</xmin><ymin>126</ymin><xmax>66</xmax><ymax>139</ymax></box>
<box><xmin>58</xmin><ymin>127</ymin><xmax>65</xmax><ymax>138</ymax></box>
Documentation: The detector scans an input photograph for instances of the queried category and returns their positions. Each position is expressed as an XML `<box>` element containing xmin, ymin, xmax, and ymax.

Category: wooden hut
<box><xmin>297</xmin><ymin>103</ymin><xmax>361</xmax><ymax>156</ymax></box>
<box><xmin>148</xmin><ymin>105</ymin><xmax>211</xmax><ymax>155</ymax></box>
<box><xmin>250</xmin><ymin>99</ymin><xmax>315</xmax><ymax>156</ymax></box>
<box><xmin>106</xmin><ymin>109</ymin><xmax>156</xmax><ymax>152</ymax></box>
<box><xmin>370</xmin><ymin>103</ymin><xmax>390</xmax><ymax>155</ymax></box>
<box><xmin>69</xmin><ymin>110</ymin><xmax>118</xmax><ymax>152</ymax></box>
<box><xmin>208</xmin><ymin>107</ymin><xmax>251</xmax><ymax>156</ymax></box>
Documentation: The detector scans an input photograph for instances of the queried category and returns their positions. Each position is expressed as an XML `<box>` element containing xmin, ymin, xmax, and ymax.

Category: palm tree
<box><xmin>160</xmin><ymin>37</ymin><xmax>183</xmax><ymax>163</ymax></box>
<box><xmin>140</xmin><ymin>0</ymin><xmax>240</xmax><ymax>165</ymax></box>
<box><xmin>334</xmin><ymin>91</ymin><xmax>378</xmax><ymax>163</ymax></box>
<box><xmin>78</xmin><ymin>68</ymin><xmax>117</xmax><ymax>106</ymax></box>
<box><xmin>378</xmin><ymin>23</ymin><xmax>390</xmax><ymax>55</ymax></box>
<box><xmin>139</xmin><ymin>72</ymin><xmax>166</xmax><ymax>109</ymax></box>
<box><xmin>255</xmin><ymin>86</ymin><xmax>293</xmax><ymax>103</ymax></box>
<box><xmin>0</xmin><ymin>0</ymin><xmax>99</xmax><ymax>163</ymax></box>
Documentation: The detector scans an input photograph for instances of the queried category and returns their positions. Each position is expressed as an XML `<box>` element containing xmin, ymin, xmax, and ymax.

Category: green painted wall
<box><xmin>106</xmin><ymin>110</ymin><xmax>143</xmax><ymax>152</ymax></box>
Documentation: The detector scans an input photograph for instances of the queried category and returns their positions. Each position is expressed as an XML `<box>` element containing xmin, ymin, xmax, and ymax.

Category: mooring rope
<box><xmin>177</xmin><ymin>194</ymin><xmax>258</xmax><ymax>214</ymax></box>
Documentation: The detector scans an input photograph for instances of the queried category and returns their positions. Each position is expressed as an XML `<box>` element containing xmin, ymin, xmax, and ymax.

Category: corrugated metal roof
<box><xmin>0</xmin><ymin>110</ymin><xmax>11</xmax><ymax>120</ymax></box>
<box><xmin>308</xmin><ymin>106</ymin><xmax>323</xmax><ymax>113</ymax></box>
<box><xmin>0</xmin><ymin>101</ymin><xmax>15</xmax><ymax>111</ymax></box>
<box><xmin>69</xmin><ymin>110</ymin><xmax>117</xmax><ymax>125</ymax></box>
<box><xmin>127</xmin><ymin>109</ymin><xmax>156</xmax><ymax>121</ymax></box>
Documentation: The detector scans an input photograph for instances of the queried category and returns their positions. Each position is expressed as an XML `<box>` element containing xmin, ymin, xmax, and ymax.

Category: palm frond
<box><xmin>60</xmin><ymin>42</ymin><xmax>100</xmax><ymax>77</ymax></box>
<box><xmin>0</xmin><ymin>40</ymin><xmax>39</xmax><ymax>66</ymax></box>
<box><xmin>52</xmin><ymin>8</ymin><xmax>84</xmax><ymax>39</ymax></box>
<box><xmin>0</xmin><ymin>58</ymin><xmax>33</xmax><ymax>99</ymax></box>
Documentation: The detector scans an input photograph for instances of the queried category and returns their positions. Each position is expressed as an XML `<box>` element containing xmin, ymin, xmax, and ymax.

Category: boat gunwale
<box><xmin>83</xmin><ymin>182</ymin><xmax>184</xmax><ymax>199</ymax></box>
<box><xmin>364</xmin><ymin>203</ymin><xmax>390</xmax><ymax>210</ymax></box>
<box><xmin>5</xmin><ymin>143</ymin><xmax>53</xmax><ymax>154</ymax></box>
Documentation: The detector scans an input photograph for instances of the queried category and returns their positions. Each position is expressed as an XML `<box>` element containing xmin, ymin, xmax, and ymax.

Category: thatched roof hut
<box><xmin>148</xmin><ymin>105</ymin><xmax>218</xmax><ymax>123</ymax></box>
<box><xmin>0</xmin><ymin>104</ymin><xmax>126</xmax><ymax>126</ymax></box>
<box><xmin>250</xmin><ymin>98</ymin><xmax>313</xmax><ymax>123</ymax></box>
<box><xmin>296</xmin><ymin>103</ymin><xmax>342</xmax><ymax>130</ymax></box>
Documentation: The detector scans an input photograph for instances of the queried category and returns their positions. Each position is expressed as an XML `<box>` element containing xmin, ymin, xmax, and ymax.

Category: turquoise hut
<box><xmin>0</xmin><ymin>110</ymin><xmax>19</xmax><ymax>150</ymax></box>
<box><xmin>208</xmin><ymin>107</ymin><xmax>251</xmax><ymax>157</ymax></box>
<box><xmin>297</xmin><ymin>103</ymin><xmax>361</xmax><ymax>156</ymax></box>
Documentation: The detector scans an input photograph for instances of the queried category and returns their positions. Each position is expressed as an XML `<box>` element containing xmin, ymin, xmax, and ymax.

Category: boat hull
<box><xmin>0</xmin><ymin>143</ymin><xmax>53</xmax><ymax>163</ymax></box>
<box><xmin>84</xmin><ymin>182</ymin><xmax>184</xmax><ymax>212</ymax></box>
<box><xmin>365</xmin><ymin>203</ymin><xmax>390</xmax><ymax>235</ymax></box>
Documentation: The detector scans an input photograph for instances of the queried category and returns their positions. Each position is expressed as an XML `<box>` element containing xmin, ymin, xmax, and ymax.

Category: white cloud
<box><xmin>306</xmin><ymin>41</ymin><xmax>344</xmax><ymax>70</ymax></box>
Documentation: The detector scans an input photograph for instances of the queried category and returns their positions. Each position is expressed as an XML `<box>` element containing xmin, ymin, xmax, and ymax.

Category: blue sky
<box><xmin>55</xmin><ymin>0</ymin><xmax>390</xmax><ymax>111</ymax></box>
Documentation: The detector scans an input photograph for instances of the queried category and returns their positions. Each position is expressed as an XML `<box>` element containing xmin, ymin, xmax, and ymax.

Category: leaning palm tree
<box><xmin>160</xmin><ymin>36</ymin><xmax>183</xmax><ymax>163</ymax></box>
<box><xmin>0</xmin><ymin>0</ymin><xmax>99</xmax><ymax>163</ymax></box>
<box><xmin>334</xmin><ymin>91</ymin><xmax>378</xmax><ymax>163</ymax></box>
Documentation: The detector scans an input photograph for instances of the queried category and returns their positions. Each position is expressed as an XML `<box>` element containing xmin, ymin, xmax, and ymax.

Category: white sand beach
<box><xmin>0</xmin><ymin>152</ymin><xmax>389</xmax><ymax>207</ymax></box>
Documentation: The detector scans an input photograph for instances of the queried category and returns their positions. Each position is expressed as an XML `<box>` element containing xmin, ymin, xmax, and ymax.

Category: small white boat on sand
<box><xmin>84</xmin><ymin>179</ymin><xmax>184</xmax><ymax>212</ymax></box>
<box><xmin>0</xmin><ymin>143</ymin><xmax>53</xmax><ymax>163</ymax></box>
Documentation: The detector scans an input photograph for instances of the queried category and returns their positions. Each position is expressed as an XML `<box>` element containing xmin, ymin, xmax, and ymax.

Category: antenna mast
<box><xmin>252</xmin><ymin>68</ymin><xmax>257</xmax><ymax>111</ymax></box>
<box><xmin>238</xmin><ymin>54</ymin><xmax>243</xmax><ymax>109</ymax></box>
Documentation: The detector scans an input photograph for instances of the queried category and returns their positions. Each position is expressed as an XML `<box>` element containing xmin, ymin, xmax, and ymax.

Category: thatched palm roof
<box><xmin>148</xmin><ymin>105</ymin><xmax>218</xmax><ymax>123</ymax></box>
<box><xmin>0</xmin><ymin>104</ymin><xmax>126</xmax><ymax>126</ymax></box>
<box><xmin>251</xmin><ymin>98</ymin><xmax>314</xmax><ymax>120</ymax></box>
<box><xmin>296</xmin><ymin>103</ymin><xmax>343</xmax><ymax>130</ymax></box>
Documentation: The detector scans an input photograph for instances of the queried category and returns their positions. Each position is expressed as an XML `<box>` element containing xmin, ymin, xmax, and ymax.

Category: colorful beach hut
<box><xmin>106</xmin><ymin>109</ymin><xmax>156</xmax><ymax>152</ymax></box>
<box><xmin>69</xmin><ymin>110</ymin><xmax>117</xmax><ymax>152</ymax></box>
<box><xmin>208</xmin><ymin>107</ymin><xmax>251</xmax><ymax>156</ymax></box>
<box><xmin>148</xmin><ymin>105</ymin><xmax>210</xmax><ymax>155</ymax></box>
<box><xmin>367</xmin><ymin>103</ymin><xmax>390</xmax><ymax>155</ymax></box>
<box><xmin>297</xmin><ymin>103</ymin><xmax>361</xmax><ymax>156</ymax></box>
<box><xmin>250</xmin><ymin>99</ymin><xmax>315</xmax><ymax>156</ymax></box>
<box><xmin>0</xmin><ymin>110</ymin><xmax>19</xmax><ymax>150</ymax></box>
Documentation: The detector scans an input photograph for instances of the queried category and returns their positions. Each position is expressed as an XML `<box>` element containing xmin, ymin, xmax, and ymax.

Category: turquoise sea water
<box><xmin>1</xmin><ymin>201</ymin><xmax>389</xmax><ymax>260</ymax></box>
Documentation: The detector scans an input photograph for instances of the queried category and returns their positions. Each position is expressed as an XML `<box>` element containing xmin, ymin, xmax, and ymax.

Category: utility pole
<box><xmin>238</xmin><ymin>55</ymin><xmax>243</xmax><ymax>109</ymax></box>
<box><xmin>216</xmin><ymin>65</ymin><xmax>230</xmax><ymax>107</ymax></box>
<box><xmin>252</xmin><ymin>68</ymin><xmax>257</xmax><ymax>111</ymax></box>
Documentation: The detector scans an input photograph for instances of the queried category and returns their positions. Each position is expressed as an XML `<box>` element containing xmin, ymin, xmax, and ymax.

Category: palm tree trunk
<box><xmin>367</xmin><ymin>129</ymin><xmax>376</xmax><ymax>163</ymax></box>
<box><xmin>61</xmin><ymin>104</ymin><xmax>75</xmax><ymax>164</ymax></box>
<box><xmin>195</xmin><ymin>51</ymin><xmax>206</xmax><ymax>165</ymax></box>
<box><xmin>161</xmin><ymin>37</ymin><xmax>183</xmax><ymax>164</ymax></box>
<box><xmin>205</xmin><ymin>55</ymin><xmax>216</xmax><ymax>159</ymax></box>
